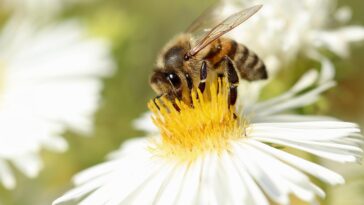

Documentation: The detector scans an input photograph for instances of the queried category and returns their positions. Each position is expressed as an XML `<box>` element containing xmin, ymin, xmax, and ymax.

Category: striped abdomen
<box><xmin>203</xmin><ymin>37</ymin><xmax>267</xmax><ymax>81</ymax></box>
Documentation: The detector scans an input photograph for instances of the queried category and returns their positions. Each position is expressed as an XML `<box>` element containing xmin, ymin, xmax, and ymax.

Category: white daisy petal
<box><xmin>285</xmin><ymin>181</ymin><xmax>317</xmax><ymax>203</ymax></box>
<box><xmin>249</xmin><ymin>121</ymin><xmax>360</xmax><ymax>141</ymax></box>
<box><xmin>311</xmin><ymin>26</ymin><xmax>364</xmax><ymax>57</ymax></box>
<box><xmin>0</xmin><ymin>159</ymin><xmax>16</xmax><ymax>190</ymax></box>
<box><xmin>234</xmin><ymin>143</ymin><xmax>290</xmax><ymax>205</ymax></box>
<box><xmin>60</xmin><ymin>155</ymin><xmax>151</xmax><ymax>204</ymax></box>
<box><xmin>106</xmin><ymin>162</ymin><xmax>175</xmax><ymax>205</ymax></box>
<box><xmin>11</xmin><ymin>154</ymin><xmax>43</xmax><ymax>178</ymax></box>
<box><xmin>253</xmin><ymin>135</ymin><xmax>362</xmax><ymax>163</ymax></box>
<box><xmin>219</xmin><ymin>152</ymin><xmax>255</xmax><ymax>205</ymax></box>
<box><xmin>212</xmin><ymin>154</ymin><xmax>232</xmax><ymax>205</ymax></box>
<box><xmin>52</xmin><ymin>174</ymin><xmax>110</xmax><ymax>205</ymax></box>
<box><xmin>195</xmin><ymin>154</ymin><xmax>218</xmax><ymax>205</ymax></box>
<box><xmin>248</xmin><ymin>69</ymin><xmax>317</xmax><ymax>112</ymax></box>
<box><xmin>248</xmin><ymin>140</ymin><xmax>344</xmax><ymax>185</ymax></box>
<box><xmin>1</xmin><ymin>0</ymin><xmax>96</xmax><ymax>18</ymax></box>
<box><xmin>335</xmin><ymin>6</ymin><xmax>352</xmax><ymax>23</ymax></box>
<box><xmin>243</xmin><ymin>141</ymin><xmax>324</xmax><ymax>202</ymax></box>
<box><xmin>78</xmin><ymin>159</ymin><xmax>164</xmax><ymax>205</ymax></box>
<box><xmin>339</xmin><ymin>26</ymin><xmax>364</xmax><ymax>41</ymax></box>
<box><xmin>255</xmin><ymin>81</ymin><xmax>335</xmax><ymax>116</ymax></box>
<box><xmin>254</xmin><ymin>137</ymin><xmax>358</xmax><ymax>162</ymax></box>
<box><xmin>230</xmin><ymin>154</ymin><xmax>269</xmax><ymax>205</ymax></box>
<box><xmin>42</xmin><ymin>135</ymin><xmax>69</xmax><ymax>152</ymax></box>
<box><xmin>252</xmin><ymin>114</ymin><xmax>338</xmax><ymax>123</ymax></box>
<box><xmin>249</xmin><ymin>59</ymin><xmax>336</xmax><ymax>116</ymax></box>
<box><xmin>337</xmin><ymin>135</ymin><xmax>364</xmax><ymax>147</ymax></box>
<box><xmin>318</xmin><ymin>57</ymin><xmax>335</xmax><ymax>84</ymax></box>
<box><xmin>54</xmin><ymin>139</ymin><xmax>167</xmax><ymax>205</ymax></box>
<box><xmin>132</xmin><ymin>112</ymin><xmax>158</xmax><ymax>134</ymax></box>
<box><xmin>107</xmin><ymin>137</ymin><xmax>151</xmax><ymax>159</ymax></box>
<box><xmin>73</xmin><ymin>161</ymin><xmax>119</xmax><ymax>186</ymax></box>
<box><xmin>0</xmin><ymin>17</ymin><xmax>115</xmax><ymax>189</ymax></box>
<box><xmin>154</xmin><ymin>163</ymin><xmax>188</xmax><ymax>205</ymax></box>
<box><xmin>141</xmin><ymin>166</ymin><xmax>178</xmax><ymax>204</ymax></box>
<box><xmin>174</xmin><ymin>157</ymin><xmax>202</xmax><ymax>205</ymax></box>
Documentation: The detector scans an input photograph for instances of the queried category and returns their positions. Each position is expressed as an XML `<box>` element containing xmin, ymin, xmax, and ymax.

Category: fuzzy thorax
<box><xmin>148</xmin><ymin>79</ymin><xmax>247</xmax><ymax>162</ymax></box>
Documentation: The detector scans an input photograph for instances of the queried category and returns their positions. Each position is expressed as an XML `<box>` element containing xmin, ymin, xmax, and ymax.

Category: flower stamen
<box><xmin>148</xmin><ymin>79</ymin><xmax>247</xmax><ymax>162</ymax></box>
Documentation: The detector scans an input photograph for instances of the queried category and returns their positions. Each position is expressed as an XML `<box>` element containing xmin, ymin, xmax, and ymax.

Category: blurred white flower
<box><xmin>0</xmin><ymin>17</ymin><xmax>115</xmax><ymax>189</ymax></box>
<box><xmin>0</xmin><ymin>0</ymin><xmax>94</xmax><ymax>18</ymax></box>
<box><xmin>222</xmin><ymin>0</ymin><xmax>364</xmax><ymax>74</ymax></box>
<box><xmin>54</xmin><ymin>62</ymin><xmax>362</xmax><ymax>205</ymax></box>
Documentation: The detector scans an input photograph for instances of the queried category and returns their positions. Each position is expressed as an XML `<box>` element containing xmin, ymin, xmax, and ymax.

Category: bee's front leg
<box><xmin>223</xmin><ymin>56</ymin><xmax>239</xmax><ymax>107</ymax></box>
<box><xmin>198</xmin><ymin>61</ymin><xmax>208</xmax><ymax>93</ymax></box>
<box><xmin>153</xmin><ymin>94</ymin><xmax>164</xmax><ymax>110</ymax></box>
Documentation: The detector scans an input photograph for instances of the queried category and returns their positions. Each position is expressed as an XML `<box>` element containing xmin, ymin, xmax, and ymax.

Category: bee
<box><xmin>150</xmin><ymin>4</ymin><xmax>267</xmax><ymax>107</ymax></box>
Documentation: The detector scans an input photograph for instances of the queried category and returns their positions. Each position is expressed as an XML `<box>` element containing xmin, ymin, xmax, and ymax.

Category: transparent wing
<box><xmin>187</xmin><ymin>4</ymin><xmax>262</xmax><ymax>57</ymax></box>
<box><xmin>186</xmin><ymin>1</ymin><xmax>228</xmax><ymax>35</ymax></box>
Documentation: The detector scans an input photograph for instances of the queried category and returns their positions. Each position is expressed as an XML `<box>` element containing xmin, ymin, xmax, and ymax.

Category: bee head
<box><xmin>151</xmin><ymin>34</ymin><xmax>193</xmax><ymax>101</ymax></box>
<box><xmin>150</xmin><ymin>69</ymin><xmax>182</xmax><ymax>100</ymax></box>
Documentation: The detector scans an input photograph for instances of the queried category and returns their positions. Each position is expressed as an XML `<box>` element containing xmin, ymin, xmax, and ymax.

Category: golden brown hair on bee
<box><xmin>200</xmin><ymin>37</ymin><xmax>267</xmax><ymax>81</ymax></box>
<box><xmin>150</xmin><ymin>34</ymin><xmax>197</xmax><ymax>104</ymax></box>
<box><xmin>150</xmin><ymin>5</ymin><xmax>267</xmax><ymax>107</ymax></box>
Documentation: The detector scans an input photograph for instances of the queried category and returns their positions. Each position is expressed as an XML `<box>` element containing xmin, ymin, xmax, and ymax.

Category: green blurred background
<box><xmin>0</xmin><ymin>0</ymin><xmax>363</xmax><ymax>204</ymax></box>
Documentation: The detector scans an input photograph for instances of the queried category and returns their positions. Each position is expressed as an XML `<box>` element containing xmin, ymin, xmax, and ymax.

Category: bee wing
<box><xmin>186</xmin><ymin>2</ymin><xmax>227</xmax><ymax>35</ymax></box>
<box><xmin>187</xmin><ymin>4</ymin><xmax>262</xmax><ymax>57</ymax></box>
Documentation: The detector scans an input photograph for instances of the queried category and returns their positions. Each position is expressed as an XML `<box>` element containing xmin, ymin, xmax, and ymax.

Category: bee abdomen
<box><xmin>204</xmin><ymin>38</ymin><xmax>238</xmax><ymax>66</ymax></box>
<box><xmin>234</xmin><ymin>44</ymin><xmax>267</xmax><ymax>81</ymax></box>
<box><xmin>203</xmin><ymin>38</ymin><xmax>267</xmax><ymax>81</ymax></box>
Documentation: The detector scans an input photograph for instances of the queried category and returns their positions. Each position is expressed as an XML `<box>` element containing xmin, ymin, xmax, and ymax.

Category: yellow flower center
<box><xmin>148</xmin><ymin>79</ymin><xmax>247</xmax><ymax>162</ymax></box>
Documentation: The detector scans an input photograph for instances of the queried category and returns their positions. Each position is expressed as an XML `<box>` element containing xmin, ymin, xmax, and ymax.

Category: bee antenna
<box><xmin>167</xmin><ymin>78</ymin><xmax>178</xmax><ymax>96</ymax></box>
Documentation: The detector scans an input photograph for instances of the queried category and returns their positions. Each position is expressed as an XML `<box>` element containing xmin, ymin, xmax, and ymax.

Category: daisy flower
<box><xmin>222</xmin><ymin>0</ymin><xmax>364</xmax><ymax>74</ymax></box>
<box><xmin>54</xmin><ymin>60</ymin><xmax>362</xmax><ymax>205</ymax></box>
<box><xmin>0</xmin><ymin>0</ymin><xmax>93</xmax><ymax>18</ymax></box>
<box><xmin>0</xmin><ymin>17</ymin><xmax>114</xmax><ymax>189</ymax></box>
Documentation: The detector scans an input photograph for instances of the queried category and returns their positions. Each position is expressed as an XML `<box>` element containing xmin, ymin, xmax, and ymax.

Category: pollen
<box><xmin>148</xmin><ymin>79</ymin><xmax>248</xmax><ymax>162</ymax></box>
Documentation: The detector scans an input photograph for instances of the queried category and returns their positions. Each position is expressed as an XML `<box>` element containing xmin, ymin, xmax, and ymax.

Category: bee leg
<box><xmin>223</xmin><ymin>56</ymin><xmax>239</xmax><ymax>107</ymax></box>
<box><xmin>153</xmin><ymin>94</ymin><xmax>163</xmax><ymax>110</ymax></box>
<box><xmin>198</xmin><ymin>61</ymin><xmax>208</xmax><ymax>93</ymax></box>
<box><xmin>153</xmin><ymin>94</ymin><xmax>181</xmax><ymax>112</ymax></box>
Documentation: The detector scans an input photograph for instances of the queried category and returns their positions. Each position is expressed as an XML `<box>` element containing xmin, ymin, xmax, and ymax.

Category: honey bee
<box><xmin>150</xmin><ymin>4</ymin><xmax>267</xmax><ymax>107</ymax></box>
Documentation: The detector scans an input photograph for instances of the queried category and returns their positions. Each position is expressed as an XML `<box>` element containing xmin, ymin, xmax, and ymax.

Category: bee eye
<box><xmin>166</xmin><ymin>73</ymin><xmax>181</xmax><ymax>87</ymax></box>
